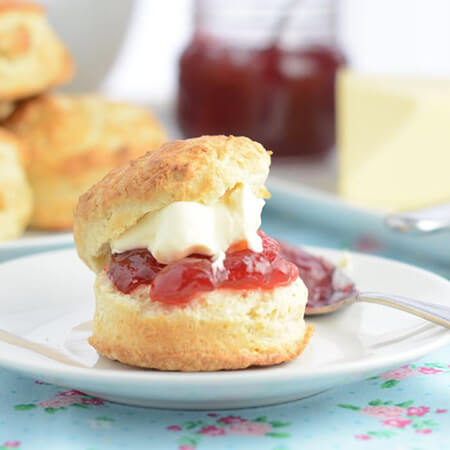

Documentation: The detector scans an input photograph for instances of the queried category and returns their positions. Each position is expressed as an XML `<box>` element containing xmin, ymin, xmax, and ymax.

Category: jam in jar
<box><xmin>177</xmin><ymin>0</ymin><xmax>345</xmax><ymax>158</ymax></box>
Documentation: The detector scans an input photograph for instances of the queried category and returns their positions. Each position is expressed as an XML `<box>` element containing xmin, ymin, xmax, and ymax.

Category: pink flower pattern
<box><xmin>341</xmin><ymin>395</ymin><xmax>448</xmax><ymax>441</ymax></box>
<box><xmin>360</xmin><ymin>406</ymin><xmax>404</xmax><ymax>419</ymax></box>
<box><xmin>355</xmin><ymin>435</ymin><xmax>372</xmax><ymax>440</ymax></box>
<box><xmin>218</xmin><ymin>416</ymin><xmax>247</xmax><ymax>425</ymax></box>
<box><xmin>382</xmin><ymin>418</ymin><xmax>412</xmax><ymax>428</ymax></box>
<box><xmin>416</xmin><ymin>429</ymin><xmax>432</xmax><ymax>434</ymax></box>
<box><xmin>3</xmin><ymin>442</ymin><xmax>20</xmax><ymax>448</ymax></box>
<box><xmin>165</xmin><ymin>413</ymin><xmax>289</xmax><ymax>447</ymax></box>
<box><xmin>58</xmin><ymin>390</ymin><xmax>85</xmax><ymax>397</ymax></box>
<box><xmin>407</xmin><ymin>406</ymin><xmax>429</xmax><ymax>417</ymax></box>
<box><xmin>380</xmin><ymin>367</ymin><xmax>415</xmax><ymax>380</ymax></box>
<box><xmin>353</xmin><ymin>236</ymin><xmax>382</xmax><ymax>252</ymax></box>
<box><xmin>16</xmin><ymin>388</ymin><xmax>105</xmax><ymax>414</ymax></box>
<box><xmin>197</xmin><ymin>426</ymin><xmax>226</xmax><ymax>437</ymax></box>
<box><xmin>418</xmin><ymin>367</ymin><xmax>442</xmax><ymax>375</ymax></box>
<box><xmin>37</xmin><ymin>397</ymin><xmax>79</xmax><ymax>408</ymax></box>
<box><xmin>81</xmin><ymin>398</ymin><xmax>104</xmax><ymax>406</ymax></box>
<box><xmin>229</xmin><ymin>422</ymin><xmax>272</xmax><ymax>436</ymax></box>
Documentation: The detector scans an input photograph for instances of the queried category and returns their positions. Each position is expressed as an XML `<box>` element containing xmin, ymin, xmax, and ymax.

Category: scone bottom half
<box><xmin>73</xmin><ymin>135</ymin><xmax>313</xmax><ymax>371</ymax></box>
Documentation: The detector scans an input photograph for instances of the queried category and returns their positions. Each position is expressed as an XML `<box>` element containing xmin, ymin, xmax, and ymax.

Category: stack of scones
<box><xmin>0</xmin><ymin>1</ymin><xmax>167</xmax><ymax>239</ymax></box>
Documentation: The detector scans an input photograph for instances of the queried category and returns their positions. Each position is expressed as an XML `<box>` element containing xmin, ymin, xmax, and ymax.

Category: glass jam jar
<box><xmin>177</xmin><ymin>0</ymin><xmax>345</xmax><ymax>158</ymax></box>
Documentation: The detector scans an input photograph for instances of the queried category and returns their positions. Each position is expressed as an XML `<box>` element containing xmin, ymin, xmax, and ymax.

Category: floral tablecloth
<box><xmin>0</xmin><ymin>346</ymin><xmax>449</xmax><ymax>449</ymax></box>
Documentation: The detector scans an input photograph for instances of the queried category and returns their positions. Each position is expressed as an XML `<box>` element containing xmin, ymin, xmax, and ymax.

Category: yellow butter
<box><xmin>338</xmin><ymin>69</ymin><xmax>450</xmax><ymax>212</ymax></box>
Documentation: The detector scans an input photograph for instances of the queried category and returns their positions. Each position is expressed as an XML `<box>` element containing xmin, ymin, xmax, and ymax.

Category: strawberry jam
<box><xmin>279</xmin><ymin>242</ymin><xmax>335</xmax><ymax>305</ymax></box>
<box><xmin>107</xmin><ymin>232</ymin><xmax>298</xmax><ymax>305</ymax></box>
<box><xmin>279</xmin><ymin>241</ymin><xmax>356</xmax><ymax>307</ymax></box>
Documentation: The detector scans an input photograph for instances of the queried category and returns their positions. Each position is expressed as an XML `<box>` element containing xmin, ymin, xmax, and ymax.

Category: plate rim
<box><xmin>0</xmin><ymin>246</ymin><xmax>448</xmax><ymax>384</ymax></box>
<box><xmin>0</xmin><ymin>232</ymin><xmax>73</xmax><ymax>252</ymax></box>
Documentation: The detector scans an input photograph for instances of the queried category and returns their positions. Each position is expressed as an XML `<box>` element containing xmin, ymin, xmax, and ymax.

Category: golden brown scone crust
<box><xmin>0</xmin><ymin>100</ymin><xmax>16</xmax><ymax>121</ymax></box>
<box><xmin>74</xmin><ymin>135</ymin><xmax>271</xmax><ymax>273</ymax></box>
<box><xmin>90</xmin><ymin>272</ymin><xmax>312</xmax><ymax>371</ymax></box>
<box><xmin>0</xmin><ymin>1</ymin><xmax>73</xmax><ymax>100</ymax></box>
<box><xmin>0</xmin><ymin>127</ymin><xmax>32</xmax><ymax>240</ymax></box>
<box><xmin>5</xmin><ymin>93</ymin><xmax>168</xmax><ymax>230</ymax></box>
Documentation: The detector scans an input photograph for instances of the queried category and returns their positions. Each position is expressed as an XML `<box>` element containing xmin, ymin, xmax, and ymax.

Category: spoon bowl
<box><xmin>280</xmin><ymin>242</ymin><xmax>450</xmax><ymax>328</ymax></box>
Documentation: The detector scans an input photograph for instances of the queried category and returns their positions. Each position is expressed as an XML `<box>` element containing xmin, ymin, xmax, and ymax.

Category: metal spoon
<box><xmin>0</xmin><ymin>329</ymin><xmax>90</xmax><ymax>368</ymax></box>
<box><xmin>0</xmin><ymin>320</ymin><xmax>95</xmax><ymax>368</ymax></box>
<box><xmin>280</xmin><ymin>243</ymin><xmax>450</xmax><ymax>328</ymax></box>
<box><xmin>385</xmin><ymin>203</ymin><xmax>450</xmax><ymax>234</ymax></box>
<box><xmin>305</xmin><ymin>286</ymin><xmax>450</xmax><ymax>329</ymax></box>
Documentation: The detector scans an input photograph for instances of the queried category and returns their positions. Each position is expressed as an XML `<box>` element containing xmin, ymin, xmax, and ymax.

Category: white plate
<box><xmin>0</xmin><ymin>230</ymin><xmax>73</xmax><ymax>251</ymax></box>
<box><xmin>0</xmin><ymin>248</ymin><xmax>449</xmax><ymax>410</ymax></box>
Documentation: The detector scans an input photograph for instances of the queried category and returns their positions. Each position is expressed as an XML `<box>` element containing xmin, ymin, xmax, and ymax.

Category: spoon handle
<box><xmin>385</xmin><ymin>203</ymin><xmax>450</xmax><ymax>234</ymax></box>
<box><xmin>358</xmin><ymin>292</ymin><xmax>450</xmax><ymax>328</ymax></box>
<box><xmin>0</xmin><ymin>329</ymin><xmax>89</xmax><ymax>368</ymax></box>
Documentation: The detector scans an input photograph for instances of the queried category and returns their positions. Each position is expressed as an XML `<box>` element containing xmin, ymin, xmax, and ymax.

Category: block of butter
<box><xmin>337</xmin><ymin>69</ymin><xmax>450</xmax><ymax>212</ymax></box>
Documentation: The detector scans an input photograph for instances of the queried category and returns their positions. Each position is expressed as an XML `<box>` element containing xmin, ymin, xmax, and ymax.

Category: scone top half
<box><xmin>74</xmin><ymin>135</ymin><xmax>271</xmax><ymax>273</ymax></box>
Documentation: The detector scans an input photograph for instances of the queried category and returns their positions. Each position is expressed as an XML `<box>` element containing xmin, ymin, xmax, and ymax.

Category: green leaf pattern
<box><xmin>381</xmin><ymin>380</ymin><xmax>400</xmax><ymax>389</ymax></box>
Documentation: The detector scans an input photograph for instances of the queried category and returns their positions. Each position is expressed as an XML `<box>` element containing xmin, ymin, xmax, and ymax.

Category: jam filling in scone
<box><xmin>108</xmin><ymin>231</ymin><xmax>298</xmax><ymax>304</ymax></box>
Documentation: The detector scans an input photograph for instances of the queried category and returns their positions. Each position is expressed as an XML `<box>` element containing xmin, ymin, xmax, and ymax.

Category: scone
<box><xmin>0</xmin><ymin>128</ymin><xmax>32</xmax><ymax>240</ymax></box>
<box><xmin>0</xmin><ymin>1</ymin><xmax>73</xmax><ymax>100</ymax></box>
<box><xmin>0</xmin><ymin>101</ymin><xmax>15</xmax><ymax>121</ymax></box>
<box><xmin>74</xmin><ymin>135</ymin><xmax>313</xmax><ymax>371</ymax></box>
<box><xmin>5</xmin><ymin>93</ymin><xmax>168</xmax><ymax>230</ymax></box>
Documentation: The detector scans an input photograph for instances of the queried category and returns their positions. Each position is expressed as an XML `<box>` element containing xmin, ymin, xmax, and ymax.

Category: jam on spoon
<box><xmin>279</xmin><ymin>242</ymin><xmax>450</xmax><ymax>328</ymax></box>
<box><xmin>279</xmin><ymin>241</ymin><xmax>355</xmax><ymax>308</ymax></box>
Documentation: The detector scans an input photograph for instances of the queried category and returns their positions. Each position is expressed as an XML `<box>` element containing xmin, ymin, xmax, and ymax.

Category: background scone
<box><xmin>74</xmin><ymin>135</ymin><xmax>312</xmax><ymax>371</ymax></box>
<box><xmin>0</xmin><ymin>1</ymin><xmax>73</xmax><ymax>100</ymax></box>
<box><xmin>0</xmin><ymin>128</ymin><xmax>32</xmax><ymax>240</ymax></box>
<box><xmin>5</xmin><ymin>93</ymin><xmax>168</xmax><ymax>229</ymax></box>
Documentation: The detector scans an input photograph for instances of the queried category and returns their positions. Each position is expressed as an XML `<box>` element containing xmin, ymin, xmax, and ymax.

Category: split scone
<box><xmin>0</xmin><ymin>128</ymin><xmax>32</xmax><ymax>240</ymax></box>
<box><xmin>5</xmin><ymin>93</ymin><xmax>168</xmax><ymax>230</ymax></box>
<box><xmin>74</xmin><ymin>135</ymin><xmax>312</xmax><ymax>371</ymax></box>
<box><xmin>0</xmin><ymin>1</ymin><xmax>73</xmax><ymax>100</ymax></box>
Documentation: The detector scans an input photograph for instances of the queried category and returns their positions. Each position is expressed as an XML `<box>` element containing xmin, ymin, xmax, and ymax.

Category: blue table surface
<box><xmin>0</xmin><ymin>188</ymin><xmax>449</xmax><ymax>449</ymax></box>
